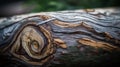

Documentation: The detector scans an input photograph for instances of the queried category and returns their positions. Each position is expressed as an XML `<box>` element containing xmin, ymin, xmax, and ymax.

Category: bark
<box><xmin>0</xmin><ymin>8</ymin><xmax>120</xmax><ymax>67</ymax></box>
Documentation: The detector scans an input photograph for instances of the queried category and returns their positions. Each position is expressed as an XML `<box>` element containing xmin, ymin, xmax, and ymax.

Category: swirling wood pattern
<box><xmin>0</xmin><ymin>8</ymin><xmax>120</xmax><ymax>66</ymax></box>
<box><xmin>0</xmin><ymin>21</ymin><xmax>55</xmax><ymax>66</ymax></box>
<box><xmin>10</xmin><ymin>24</ymin><xmax>55</xmax><ymax>65</ymax></box>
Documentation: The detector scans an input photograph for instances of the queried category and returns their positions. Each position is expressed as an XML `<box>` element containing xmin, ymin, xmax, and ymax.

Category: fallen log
<box><xmin>0</xmin><ymin>8</ymin><xmax>120</xmax><ymax>67</ymax></box>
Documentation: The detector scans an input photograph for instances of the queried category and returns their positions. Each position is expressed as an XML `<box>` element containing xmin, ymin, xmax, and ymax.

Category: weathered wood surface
<box><xmin>0</xmin><ymin>8</ymin><xmax>120</xmax><ymax>67</ymax></box>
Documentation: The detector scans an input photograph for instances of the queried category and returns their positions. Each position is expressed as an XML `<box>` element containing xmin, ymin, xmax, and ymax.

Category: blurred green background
<box><xmin>26</xmin><ymin>0</ymin><xmax>120</xmax><ymax>12</ymax></box>
<box><xmin>0</xmin><ymin>0</ymin><xmax>119</xmax><ymax>17</ymax></box>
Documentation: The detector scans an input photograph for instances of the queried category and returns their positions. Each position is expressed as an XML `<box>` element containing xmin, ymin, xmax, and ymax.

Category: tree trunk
<box><xmin>0</xmin><ymin>8</ymin><xmax>120</xmax><ymax>67</ymax></box>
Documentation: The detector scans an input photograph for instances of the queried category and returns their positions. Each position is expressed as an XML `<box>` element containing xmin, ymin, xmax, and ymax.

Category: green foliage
<box><xmin>26</xmin><ymin>0</ymin><xmax>120</xmax><ymax>12</ymax></box>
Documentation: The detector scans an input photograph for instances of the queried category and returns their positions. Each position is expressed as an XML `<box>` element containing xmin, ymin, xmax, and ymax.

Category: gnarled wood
<box><xmin>0</xmin><ymin>8</ymin><xmax>120</xmax><ymax>66</ymax></box>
